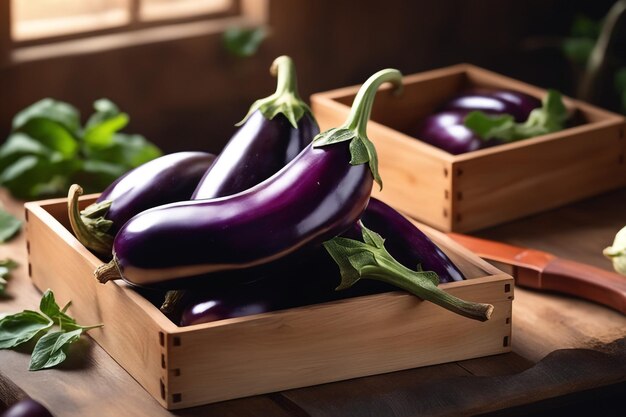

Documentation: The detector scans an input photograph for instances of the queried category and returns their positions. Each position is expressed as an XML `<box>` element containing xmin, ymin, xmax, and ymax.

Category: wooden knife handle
<box><xmin>542</xmin><ymin>258</ymin><xmax>626</xmax><ymax>315</ymax></box>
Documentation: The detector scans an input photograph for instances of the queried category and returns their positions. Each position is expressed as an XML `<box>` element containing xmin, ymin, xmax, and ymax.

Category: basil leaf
<box><xmin>13</xmin><ymin>99</ymin><xmax>81</xmax><ymax>136</ymax></box>
<box><xmin>0</xmin><ymin>156</ymin><xmax>81</xmax><ymax>200</ymax></box>
<box><xmin>0</xmin><ymin>259</ymin><xmax>18</xmax><ymax>295</ymax></box>
<box><xmin>29</xmin><ymin>329</ymin><xmax>82</xmax><ymax>371</ymax></box>
<box><xmin>0</xmin><ymin>208</ymin><xmax>22</xmax><ymax>243</ymax></box>
<box><xmin>91</xmin><ymin>133</ymin><xmax>162</xmax><ymax>167</ymax></box>
<box><xmin>223</xmin><ymin>26</ymin><xmax>267</xmax><ymax>58</ymax></box>
<box><xmin>2</xmin><ymin>98</ymin><xmax>161</xmax><ymax>199</ymax></box>
<box><xmin>39</xmin><ymin>289</ymin><xmax>80</xmax><ymax>331</ymax></box>
<box><xmin>0</xmin><ymin>133</ymin><xmax>60</xmax><ymax>172</ymax></box>
<box><xmin>39</xmin><ymin>289</ymin><xmax>62</xmax><ymax>318</ymax></box>
<box><xmin>464</xmin><ymin>90</ymin><xmax>568</xmax><ymax>143</ymax></box>
<box><xmin>83</xmin><ymin>99</ymin><xmax>129</xmax><ymax>149</ymax></box>
<box><xmin>0</xmin><ymin>310</ymin><xmax>52</xmax><ymax>349</ymax></box>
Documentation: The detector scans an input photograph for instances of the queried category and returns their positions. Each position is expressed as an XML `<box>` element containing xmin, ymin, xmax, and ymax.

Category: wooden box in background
<box><xmin>311</xmin><ymin>64</ymin><xmax>626</xmax><ymax>233</ymax></box>
<box><xmin>25</xmin><ymin>195</ymin><xmax>513</xmax><ymax>410</ymax></box>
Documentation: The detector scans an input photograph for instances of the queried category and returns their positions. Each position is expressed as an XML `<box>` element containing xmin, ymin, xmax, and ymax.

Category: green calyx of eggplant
<box><xmin>464</xmin><ymin>89</ymin><xmax>569</xmax><ymax>143</ymax></box>
<box><xmin>67</xmin><ymin>184</ymin><xmax>114</xmax><ymax>258</ymax></box>
<box><xmin>312</xmin><ymin>68</ymin><xmax>403</xmax><ymax>190</ymax></box>
<box><xmin>323</xmin><ymin>222</ymin><xmax>494</xmax><ymax>322</ymax></box>
<box><xmin>237</xmin><ymin>55</ymin><xmax>313</xmax><ymax>129</ymax></box>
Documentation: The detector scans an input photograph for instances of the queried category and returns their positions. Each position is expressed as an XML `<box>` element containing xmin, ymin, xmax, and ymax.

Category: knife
<box><xmin>447</xmin><ymin>233</ymin><xmax>626</xmax><ymax>315</ymax></box>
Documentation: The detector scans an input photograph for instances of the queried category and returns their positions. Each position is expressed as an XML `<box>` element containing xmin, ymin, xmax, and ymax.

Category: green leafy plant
<box><xmin>223</xmin><ymin>26</ymin><xmax>267</xmax><ymax>57</ymax></box>
<box><xmin>0</xmin><ymin>259</ymin><xmax>17</xmax><ymax>295</ymax></box>
<box><xmin>562</xmin><ymin>1</ymin><xmax>626</xmax><ymax>113</ymax></box>
<box><xmin>0</xmin><ymin>98</ymin><xmax>162</xmax><ymax>200</ymax></box>
<box><xmin>0</xmin><ymin>289</ymin><xmax>102</xmax><ymax>370</ymax></box>
<box><xmin>0</xmin><ymin>207</ymin><xmax>21</xmax><ymax>242</ymax></box>
<box><xmin>464</xmin><ymin>90</ymin><xmax>568</xmax><ymax>142</ymax></box>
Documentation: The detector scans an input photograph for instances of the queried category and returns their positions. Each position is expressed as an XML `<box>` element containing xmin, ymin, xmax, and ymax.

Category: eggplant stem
<box><xmin>94</xmin><ymin>259</ymin><xmax>122</xmax><ymax>283</ymax></box>
<box><xmin>67</xmin><ymin>184</ymin><xmax>114</xmax><ymax>257</ymax></box>
<box><xmin>161</xmin><ymin>290</ymin><xmax>188</xmax><ymax>315</ymax></box>
<box><xmin>344</xmin><ymin>69</ymin><xmax>403</xmax><ymax>137</ymax></box>
<box><xmin>236</xmin><ymin>55</ymin><xmax>313</xmax><ymax>128</ymax></box>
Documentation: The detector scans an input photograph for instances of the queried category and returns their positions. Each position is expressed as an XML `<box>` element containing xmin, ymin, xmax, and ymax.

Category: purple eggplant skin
<box><xmin>193</xmin><ymin>111</ymin><xmax>318</xmax><ymax>199</ymax></box>
<box><xmin>1</xmin><ymin>399</ymin><xmax>54</xmax><ymax>417</ymax></box>
<box><xmin>359</xmin><ymin>198</ymin><xmax>465</xmax><ymax>283</ymax></box>
<box><xmin>193</xmin><ymin>55</ymin><xmax>319</xmax><ymax>200</ymax></box>
<box><xmin>104</xmin><ymin>141</ymin><xmax>373</xmax><ymax>287</ymax></box>
<box><xmin>413</xmin><ymin>89</ymin><xmax>541</xmax><ymax>155</ymax></box>
<box><xmin>441</xmin><ymin>89</ymin><xmax>541</xmax><ymax>123</ymax></box>
<box><xmin>96</xmin><ymin>69</ymin><xmax>403</xmax><ymax>288</ymax></box>
<box><xmin>68</xmin><ymin>152</ymin><xmax>216</xmax><ymax>258</ymax></box>
<box><xmin>178</xmin><ymin>197</ymin><xmax>464</xmax><ymax>326</ymax></box>
<box><xmin>98</xmin><ymin>151</ymin><xmax>216</xmax><ymax>234</ymax></box>
<box><xmin>413</xmin><ymin>110</ymin><xmax>487</xmax><ymax>155</ymax></box>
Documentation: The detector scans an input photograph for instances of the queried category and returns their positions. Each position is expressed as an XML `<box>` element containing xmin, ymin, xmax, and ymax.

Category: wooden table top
<box><xmin>1</xmin><ymin>186</ymin><xmax>625</xmax><ymax>417</ymax></box>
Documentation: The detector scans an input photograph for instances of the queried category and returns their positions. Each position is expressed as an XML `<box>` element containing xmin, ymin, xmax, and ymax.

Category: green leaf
<box><xmin>89</xmin><ymin>134</ymin><xmax>162</xmax><ymax>168</ymax></box>
<box><xmin>83</xmin><ymin>113</ymin><xmax>129</xmax><ymax>149</ymax></box>
<box><xmin>0</xmin><ymin>133</ymin><xmax>61</xmax><ymax>172</ymax></box>
<box><xmin>16</xmin><ymin>119</ymin><xmax>79</xmax><ymax>159</ymax></box>
<box><xmin>464</xmin><ymin>89</ymin><xmax>568</xmax><ymax>143</ymax></box>
<box><xmin>0</xmin><ymin>208</ymin><xmax>22</xmax><ymax>242</ymax></box>
<box><xmin>0</xmin><ymin>259</ymin><xmax>18</xmax><ymax>295</ymax></box>
<box><xmin>0</xmin><ymin>310</ymin><xmax>52</xmax><ymax>349</ymax></box>
<box><xmin>570</xmin><ymin>14</ymin><xmax>602</xmax><ymax>38</ymax></box>
<box><xmin>223</xmin><ymin>26</ymin><xmax>267</xmax><ymax>58</ymax></box>
<box><xmin>562</xmin><ymin>38</ymin><xmax>596</xmax><ymax>65</ymax></box>
<box><xmin>12</xmin><ymin>98</ymin><xmax>80</xmax><ymax>135</ymax></box>
<box><xmin>83</xmin><ymin>99</ymin><xmax>129</xmax><ymax>149</ymax></box>
<box><xmin>614</xmin><ymin>68</ymin><xmax>626</xmax><ymax>114</ymax></box>
<box><xmin>29</xmin><ymin>329</ymin><xmax>82</xmax><ymax>371</ymax></box>
<box><xmin>0</xmin><ymin>156</ymin><xmax>81</xmax><ymax>200</ymax></box>
<box><xmin>464</xmin><ymin>112</ymin><xmax>516</xmax><ymax>141</ymax></box>
<box><xmin>323</xmin><ymin>222</ymin><xmax>493</xmax><ymax>321</ymax></box>
<box><xmin>38</xmin><ymin>289</ymin><xmax>81</xmax><ymax>331</ymax></box>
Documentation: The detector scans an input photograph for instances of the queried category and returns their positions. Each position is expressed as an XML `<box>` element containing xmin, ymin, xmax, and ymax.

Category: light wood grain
<box><xmin>311</xmin><ymin>64</ymin><xmax>626</xmax><ymax>233</ymax></box>
<box><xmin>4</xmin><ymin>187</ymin><xmax>626</xmax><ymax>416</ymax></box>
<box><xmin>22</xmin><ymin>194</ymin><xmax>512</xmax><ymax>409</ymax></box>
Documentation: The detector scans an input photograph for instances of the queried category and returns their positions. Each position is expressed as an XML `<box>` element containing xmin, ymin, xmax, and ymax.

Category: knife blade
<box><xmin>447</xmin><ymin>233</ymin><xmax>626</xmax><ymax>315</ymax></box>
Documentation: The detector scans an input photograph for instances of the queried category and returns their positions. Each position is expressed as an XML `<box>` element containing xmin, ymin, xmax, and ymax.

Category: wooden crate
<box><xmin>25</xmin><ymin>194</ymin><xmax>513</xmax><ymax>410</ymax></box>
<box><xmin>311</xmin><ymin>63</ymin><xmax>626</xmax><ymax>233</ymax></box>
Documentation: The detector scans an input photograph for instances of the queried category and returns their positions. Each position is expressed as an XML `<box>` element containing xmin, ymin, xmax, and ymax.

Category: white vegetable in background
<box><xmin>603</xmin><ymin>225</ymin><xmax>626</xmax><ymax>275</ymax></box>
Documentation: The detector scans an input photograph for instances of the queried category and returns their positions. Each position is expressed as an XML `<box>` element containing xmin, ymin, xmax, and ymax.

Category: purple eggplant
<box><xmin>441</xmin><ymin>89</ymin><xmax>540</xmax><ymax>122</ymax></box>
<box><xmin>68</xmin><ymin>151</ymin><xmax>216</xmax><ymax>257</ymax></box>
<box><xmin>412</xmin><ymin>110</ymin><xmax>484</xmax><ymax>155</ymax></box>
<box><xmin>359</xmin><ymin>198</ymin><xmax>464</xmax><ymax>283</ymax></box>
<box><xmin>179</xmin><ymin>197</ymin><xmax>464</xmax><ymax>326</ymax></box>
<box><xmin>1</xmin><ymin>399</ymin><xmax>53</xmax><ymax>417</ymax></box>
<box><xmin>94</xmin><ymin>69</ymin><xmax>403</xmax><ymax>287</ymax></box>
<box><xmin>162</xmin><ymin>56</ymin><xmax>318</xmax><ymax>310</ymax></box>
<box><xmin>193</xmin><ymin>55</ymin><xmax>319</xmax><ymax>200</ymax></box>
<box><xmin>412</xmin><ymin>89</ymin><xmax>541</xmax><ymax>155</ymax></box>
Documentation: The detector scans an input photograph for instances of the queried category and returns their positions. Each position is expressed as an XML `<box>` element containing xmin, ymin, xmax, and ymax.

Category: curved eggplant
<box><xmin>413</xmin><ymin>88</ymin><xmax>542</xmax><ymax>154</ymax></box>
<box><xmin>1</xmin><ymin>399</ymin><xmax>53</xmax><ymax>417</ymax></box>
<box><xmin>412</xmin><ymin>110</ymin><xmax>485</xmax><ymax>155</ymax></box>
<box><xmin>359</xmin><ymin>198</ymin><xmax>465</xmax><ymax>283</ymax></box>
<box><xmin>68</xmin><ymin>152</ymin><xmax>216</xmax><ymax>257</ymax></box>
<box><xmin>94</xmin><ymin>69</ymin><xmax>403</xmax><ymax>287</ymax></box>
<box><xmin>178</xmin><ymin>197</ymin><xmax>463</xmax><ymax>326</ymax></box>
<box><xmin>193</xmin><ymin>55</ymin><xmax>319</xmax><ymax>199</ymax></box>
<box><xmin>441</xmin><ymin>89</ymin><xmax>540</xmax><ymax>122</ymax></box>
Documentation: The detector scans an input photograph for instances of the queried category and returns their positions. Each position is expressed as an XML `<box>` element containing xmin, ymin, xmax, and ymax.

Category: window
<box><xmin>1</xmin><ymin>0</ymin><xmax>267</xmax><ymax>63</ymax></box>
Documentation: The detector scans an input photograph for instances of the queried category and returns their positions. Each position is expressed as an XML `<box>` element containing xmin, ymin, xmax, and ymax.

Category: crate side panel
<box><xmin>26</xmin><ymin>204</ymin><xmax>168</xmax><ymax>408</ymax></box>
<box><xmin>166</xmin><ymin>276</ymin><xmax>513</xmax><ymax>408</ymax></box>
<box><xmin>453</xmin><ymin>122</ymin><xmax>626</xmax><ymax>232</ymax></box>
<box><xmin>369</xmin><ymin>122</ymin><xmax>453</xmax><ymax>232</ymax></box>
